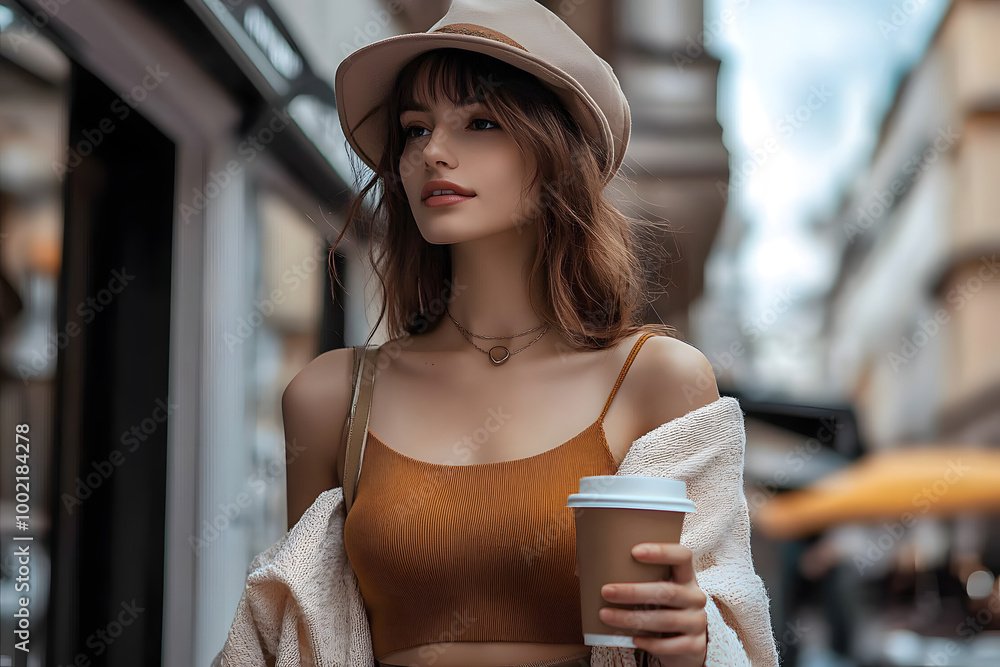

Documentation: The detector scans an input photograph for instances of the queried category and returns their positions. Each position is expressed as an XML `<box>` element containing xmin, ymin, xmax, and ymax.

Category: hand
<box><xmin>598</xmin><ymin>543</ymin><xmax>708</xmax><ymax>667</ymax></box>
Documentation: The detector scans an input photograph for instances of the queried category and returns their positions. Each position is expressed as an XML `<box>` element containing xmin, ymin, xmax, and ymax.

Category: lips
<box><xmin>421</xmin><ymin>180</ymin><xmax>476</xmax><ymax>201</ymax></box>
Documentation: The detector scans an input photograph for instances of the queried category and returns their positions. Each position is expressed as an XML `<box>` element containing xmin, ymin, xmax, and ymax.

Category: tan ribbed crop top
<box><xmin>343</xmin><ymin>332</ymin><xmax>656</xmax><ymax>660</ymax></box>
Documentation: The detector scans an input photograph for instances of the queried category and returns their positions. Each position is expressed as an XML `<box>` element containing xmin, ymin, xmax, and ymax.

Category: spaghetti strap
<box><xmin>599</xmin><ymin>332</ymin><xmax>656</xmax><ymax>421</ymax></box>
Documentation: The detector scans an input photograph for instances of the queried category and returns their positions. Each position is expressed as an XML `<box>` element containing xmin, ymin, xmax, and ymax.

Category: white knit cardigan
<box><xmin>212</xmin><ymin>396</ymin><xmax>779</xmax><ymax>667</ymax></box>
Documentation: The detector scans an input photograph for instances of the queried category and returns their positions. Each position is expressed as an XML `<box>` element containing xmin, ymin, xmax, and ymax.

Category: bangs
<box><xmin>395</xmin><ymin>48</ymin><xmax>565</xmax><ymax>119</ymax></box>
<box><xmin>399</xmin><ymin>49</ymin><xmax>490</xmax><ymax>112</ymax></box>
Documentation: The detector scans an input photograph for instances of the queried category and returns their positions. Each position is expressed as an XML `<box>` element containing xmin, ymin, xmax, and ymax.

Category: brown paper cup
<box><xmin>567</xmin><ymin>475</ymin><xmax>696</xmax><ymax>648</ymax></box>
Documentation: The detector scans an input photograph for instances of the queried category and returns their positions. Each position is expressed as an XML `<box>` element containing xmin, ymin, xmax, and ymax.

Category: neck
<box><xmin>435</xmin><ymin>227</ymin><xmax>552</xmax><ymax>352</ymax></box>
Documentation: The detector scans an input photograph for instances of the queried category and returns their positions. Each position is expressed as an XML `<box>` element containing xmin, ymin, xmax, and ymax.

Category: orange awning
<box><xmin>753</xmin><ymin>446</ymin><xmax>1000</xmax><ymax>540</ymax></box>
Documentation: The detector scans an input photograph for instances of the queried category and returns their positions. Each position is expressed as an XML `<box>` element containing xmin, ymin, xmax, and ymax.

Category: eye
<box><xmin>402</xmin><ymin>124</ymin><xmax>429</xmax><ymax>140</ymax></box>
<box><xmin>469</xmin><ymin>118</ymin><xmax>500</xmax><ymax>131</ymax></box>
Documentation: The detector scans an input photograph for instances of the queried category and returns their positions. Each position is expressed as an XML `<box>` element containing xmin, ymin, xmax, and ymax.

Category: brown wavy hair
<box><xmin>329</xmin><ymin>48</ymin><xmax>677</xmax><ymax>350</ymax></box>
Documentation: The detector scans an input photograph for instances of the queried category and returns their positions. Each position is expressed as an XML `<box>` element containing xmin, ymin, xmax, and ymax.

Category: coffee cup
<box><xmin>567</xmin><ymin>475</ymin><xmax>696</xmax><ymax>648</ymax></box>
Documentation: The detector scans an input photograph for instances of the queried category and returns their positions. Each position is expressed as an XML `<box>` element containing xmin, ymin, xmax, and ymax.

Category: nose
<box><xmin>421</xmin><ymin>127</ymin><xmax>456</xmax><ymax>168</ymax></box>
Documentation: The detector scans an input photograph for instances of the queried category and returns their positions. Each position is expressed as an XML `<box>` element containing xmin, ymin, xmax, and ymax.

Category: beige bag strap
<box><xmin>343</xmin><ymin>343</ymin><xmax>379</xmax><ymax>514</ymax></box>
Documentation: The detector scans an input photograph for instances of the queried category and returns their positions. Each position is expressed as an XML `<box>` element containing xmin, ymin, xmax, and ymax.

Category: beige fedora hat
<box><xmin>334</xmin><ymin>0</ymin><xmax>631</xmax><ymax>185</ymax></box>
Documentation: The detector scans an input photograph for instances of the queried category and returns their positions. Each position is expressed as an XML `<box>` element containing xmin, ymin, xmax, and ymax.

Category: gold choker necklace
<box><xmin>446</xmin><ymin>309</ymin><xmax>549</xmax><ymax>366</ymax></box>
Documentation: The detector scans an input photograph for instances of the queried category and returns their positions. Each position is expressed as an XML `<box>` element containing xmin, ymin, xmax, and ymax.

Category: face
<box><xmin>398</xmin><ymin>82</ymin><xmax>538</xmax><ymax>245</ymax></box>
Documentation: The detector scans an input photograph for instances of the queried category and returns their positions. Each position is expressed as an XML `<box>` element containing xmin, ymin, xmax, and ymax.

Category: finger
<box><xmin>601</xmin><ymin>581</ymin><xmax>707</xmax><ymax>610</ymax></box>
<box><xmin>598</xmin><ymin>606</ymin><xmax>707</xmax><ymax>636</ymax></box>
<box><xmin>632</xmin><ymin>543</ymin><xmax>696</xmax><ymax>584</ymax></box>
<box><xmin>632</xmin><ymin>630</ymin><xmax>707</xmax><ymax>658</ymax></box>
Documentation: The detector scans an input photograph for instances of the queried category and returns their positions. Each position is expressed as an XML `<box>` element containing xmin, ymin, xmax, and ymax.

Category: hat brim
<box><xmin>334</xmin><ymin>33</ymin><xmax>623</xmax><ymax>183</ymax></box>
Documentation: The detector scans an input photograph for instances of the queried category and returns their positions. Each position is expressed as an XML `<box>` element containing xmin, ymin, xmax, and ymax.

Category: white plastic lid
<box><xmin>566</xmin><ymin>475</ymin><xmax>696</xmax><ymax>513</ymax></box>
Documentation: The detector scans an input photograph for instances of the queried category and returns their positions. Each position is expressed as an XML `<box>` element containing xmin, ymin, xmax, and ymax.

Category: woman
<box><xmin>217</xmin><ymin>1</ymin><xmax>779</xmax><ymax>666</ymax></box>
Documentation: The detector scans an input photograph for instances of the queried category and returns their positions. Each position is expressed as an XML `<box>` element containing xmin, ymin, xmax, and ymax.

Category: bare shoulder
<box><xmin>282</xmin><ymin>346</ymin><xmax>356</xmax><ymax>529</ymax></box>
<box><xmin>282</xmin><ymin>347</ymin><xmax>355</xmax><ymax>418</ymax></box>
<box><xmin>632</xmin><ymin>334</ymin><xmax>721</xmax><ymax>432</ymax></box>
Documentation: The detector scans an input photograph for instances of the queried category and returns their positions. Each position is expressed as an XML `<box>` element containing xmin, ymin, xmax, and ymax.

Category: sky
<box><xmin>701</xmin><ymin>0</ymin><xmax>951</xmax><ymax>392</ymax></box>
<box><xmin>306</xmin><ymin>1</ymin><xmax>947</xmax><ymax>299</ymax></box>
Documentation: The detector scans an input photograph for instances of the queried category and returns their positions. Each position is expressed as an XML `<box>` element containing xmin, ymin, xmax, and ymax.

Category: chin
<box><xmin>416</xmin><ymin>223</ymin><xmax>517</xmax><ymax>245</ymax></box>
<box><xmin>413</xmin><ymin>223</ymin><xmax>461</xmax><ymax>245</ymax></box>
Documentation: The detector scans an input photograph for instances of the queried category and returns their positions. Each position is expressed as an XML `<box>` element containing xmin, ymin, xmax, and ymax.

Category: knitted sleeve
<box><xmin>621</xmin><ymin>397</ymin><xmax>780</xmax><ymax>667</ymax></box>
<box><xmin>210</xmin><ymin>487</ymin><xmax>374</xmax><ymax>666</ymax></box>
